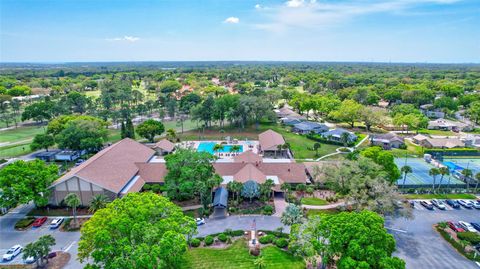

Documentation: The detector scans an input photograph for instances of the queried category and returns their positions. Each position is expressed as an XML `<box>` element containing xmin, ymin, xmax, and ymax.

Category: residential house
<box><xmin>292</xmin><ymin>121</ymin><xmax>329</xmax><ymax>134</ymax></box>
<box><xmin>274</xmin><ymin>106</ymin><xmax>304</xmax><ymax>119</ymax></box>
<box><xmin>281</xmin><ymin>117</ymin><xmax>303</xmax><ymax>126</ymax></box>
<box><xmin>427</xmin><ymin>118</ymin><xmax>473</xmax><ymax>132</ymax></box>
<box><xmin>412</xmin><ymin>134</ymin><xmax>465</xmax><ymax>149</ymax></box>
<box><xmin>152</xmin><ymin>139</ymin><xmax>175</xmax><ymax>155</ymax></box>
<box><xmin>420</xmin><ymin>104</ymin><xmax>445</xmax><ymax>119</ymax></box>
<box><xmin>320</xmin><ymin>128</ymin><xmax>357</xmax><ymax>144</ymax></box>
<box><xmin>34</xmin><ymin>150</ymin><xmax>61</xmax><ymax>162</ymax></box>
<box><xmin>370</xmin><ymin>133</ymin><xmax>405</xmax><ymax>149</ymax></box>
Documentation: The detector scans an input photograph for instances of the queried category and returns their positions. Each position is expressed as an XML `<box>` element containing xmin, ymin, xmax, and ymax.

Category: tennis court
<box><xmin>442</xmin><ymin>158</ymin><xmax>480</xmax><ymax>175</ymax></box>
<box><xmin>395</xmin><ymin>158</ymin><xmax>465</xmax><ymax>186</ymax></box>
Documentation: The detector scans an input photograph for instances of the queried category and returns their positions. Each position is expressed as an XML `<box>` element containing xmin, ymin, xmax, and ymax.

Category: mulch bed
<box><xmin>60</xmin><ymin>217</ymin><xmax>89</xmax><ymax>232</ymax></box>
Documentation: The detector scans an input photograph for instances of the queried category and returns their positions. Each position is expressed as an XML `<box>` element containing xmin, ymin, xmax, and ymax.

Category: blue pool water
<box><xmin>443</xmin><ymin>161</ymin><xmax>464</xmax><ymax>171</ymax></box>
<box><xmin>197</xmin><ymin>142</ymin><xmax>243</xmax><ymax>154</ymax></box>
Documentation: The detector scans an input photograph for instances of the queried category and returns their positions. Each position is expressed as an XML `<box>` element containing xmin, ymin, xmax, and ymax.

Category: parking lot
<box><xmin>0</xmin><ymin>204</ymin><xmax>83</xmax><ymax>268</ymax></box>
<box><xmin>386</xmin><ymin>201</ymin><xmax>480</xmax><ymax>269</ymax></box>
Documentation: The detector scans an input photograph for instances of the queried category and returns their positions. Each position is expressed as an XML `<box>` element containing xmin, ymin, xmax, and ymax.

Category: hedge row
<box><xmin>436</xmin><ymin>226</ymin><xmax>480</xmax><ymax>262</ymax></box>
<box><xmin>306</xmin><ymin>134</ymin><xmax>355</xmax><ymax>147</ymax></box>
<box><xmin>14</xmin><ymin>217</ymin><xmax>35</xmax><ymax>229</ymax></box>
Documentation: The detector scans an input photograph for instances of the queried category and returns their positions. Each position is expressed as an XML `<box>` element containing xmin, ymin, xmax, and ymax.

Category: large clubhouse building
<box><xmin>48</xmin><ymin>130</ymin><xmax>309</xmax><ymax>206</ymax></box>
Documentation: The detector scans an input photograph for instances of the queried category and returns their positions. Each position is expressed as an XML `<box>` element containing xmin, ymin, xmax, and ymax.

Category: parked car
<box><xmin>420</xmin><ymin>201</ymin><xmax>434</xmax><ymax>210</ymax></box>
<box><xmin>195</xmin><ymin>218</ymin><xmax>205</xmax><ymax>226</ymax></box>
<box><xmin>24</xmin><ymin>256</ymin><xmax>36</xmax><ymax>264</ymax></box>
<box><xmin>458</xmin><ymin>200</ymin><xmax>474</xmax><ymax>209</ymax></box>
<box><xmin>49</xmin><ymin>217</ymin><xmax>64</xmax><ymax>229</ymax></box>
<box><xmin>2</xmin><ymin>245</ymin><xmax>22</xmax><ymax>261</ymax></box>
<box><xmin>471</xmin><ymin>222</ymin><xmax>480</xmax><ymax>232</ymax></box>
<box><xmin>446</xmin><ymin>199</ymin><xmax>460</xmax><ymax>209</ymax></box>
<box><xmin>447</xmin><ymin>221</ymin><xmax>465</xmax><ymax>233</ymax></box>
<box><xmin>74</xmin><ymin>159</ymin><xmax>85</xmax><ymax>166</ymax></box>
<box><xmin>32</xmin><ymin>216</ymin><xmax>48</xmax><ymax>228</ymax></box>
<box><xmin>409</xmin><ymin>201</ymin><xmax>415</xmax><ymax>208</ymax></box>
<box><xmin>459</xmin><ymin>221</ymin><xmax>478</xmax><ymax>233</ymax></box>
<box><xmin>473</xmin><ymin>201</ymin><xmax>480</xmax><ymax>209</ymax></box>
<box><xmin>432</xmin><ymin>199</ymin><xmax>446</xmax><ymax>210</ymax></box>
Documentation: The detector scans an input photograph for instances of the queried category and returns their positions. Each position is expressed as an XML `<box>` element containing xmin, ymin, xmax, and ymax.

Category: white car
<box><xmin>473</xmin><ymin>201</ymin><xmax>480</xmax><ymax>209</ymax></box>
<box><xmin>49</xmin><ymin>217</ymin><xmax>64</xmax><ymax>229</ymax></box>
<box><xmin>195</xmin><ymin>218</ymin><xmax>205</xmax><ymax>226</ymax></box>
<box><xmin>459</xmin><ymin>221</ymin><xmax>477</xmax><ymax>233</ymax></box>
<box><xmin>458</xmin><ymin>200</ymin><xmax>473</xmax><ymax>208</ymax></box>
<box><xmin>25</xmin><ymin>256</ymin><xmax>36</xmax><ymax>264</ymax></box>
<box><xmin>432</xmin><ymin>199</ymin><xmax>446</xmax><ymax>210</ymax></box>
<box><xmin>3</xmin><ymin>245</ymin><xmax>22</xmax><ymax>261</ymax></box>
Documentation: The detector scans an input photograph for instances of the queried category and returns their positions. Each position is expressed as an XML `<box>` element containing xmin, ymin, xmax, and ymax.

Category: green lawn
<box><xmin>184</xmin><ymin>239</ymin><xmax>304</xmax><ymax>269</ymax></box>
<box><xmin>301</xmin><ymin>197</ymin><xmax>329</xmax><ymax>206</ymax></box>
<box><xmin>402</xmin><ymin>193</ymin><xmax>477</xmax><ymax>200</ymax></box>
<box><xmin>391</xmin><ymin>139</ymin><xmax>424</xmax><ymax>158</ymax></box>
<box><xmin>418</xmin><ymin>129</ymin><xmax>456</xmax><ymax>136</ymax></box>
<box><xmin>0</xmin><ymin>125</ymin><xmax>45</xmax><ymax>143</ymax></box>
<box><xmin>306</xmin><ymin>208</ymin><xmax>341</xmax><ymax>218</ymax></box>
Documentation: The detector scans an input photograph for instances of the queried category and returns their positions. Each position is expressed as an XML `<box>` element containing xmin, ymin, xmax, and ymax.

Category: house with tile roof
<box><xmin>152</xmin><ymin>139</ymin><xmax>175</xmax><ymax>155</ymax></box>
<box><xmin>258</xmin><ymin>129</ymin><xmax>287</xmax><ymax>158</ymax></box>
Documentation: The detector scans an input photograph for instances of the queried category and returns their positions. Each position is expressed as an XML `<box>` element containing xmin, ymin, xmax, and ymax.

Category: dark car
<box><xmin>420</xmin><ymin>201</ymin><xmax>434</xmax><ymax>210</ymax></box>
<box><xmin>32</xmin><ymin>217</ymin><xmax>48</xmax><ymax>228</ymax></box>
<box><xmin>447</xmin><ymin>221</ymin><xmax>465</xmax><ymax>233</ymax></box>
<box><xmin>471</xmin><ymin>222</ymin><xmax>480</xmax><ymax>232</ymax></box>
<box><xmin>446</xmin><ymin>199</ymin><xmax>460</xmax><ymax>209</ymax></box>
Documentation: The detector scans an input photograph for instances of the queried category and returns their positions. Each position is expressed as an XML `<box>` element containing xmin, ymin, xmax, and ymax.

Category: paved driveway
<box><xmin>386</xmin><ymin>202</ymin><xmax>480</xmax><ymax>269</ymax></box>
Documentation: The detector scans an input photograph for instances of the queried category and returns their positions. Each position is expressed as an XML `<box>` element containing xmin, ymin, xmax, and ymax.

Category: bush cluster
<box><xmin>205</xmin><ymin>235</ymin><xmax>214</xmax><ymax>246</ymax></box>
<box><xmin>274</xmin><ymin>238</ymin><xmax>288</xmax><ymax>248</ymax></box>
<box><xmin>14</xmin><ymin>217</ymin><xmax>35</xmax><ymax>229</ymax></box>
<box><xmin>458</xmin><ymin>232</ymin><xmax>480</xmax><ymax>245</ymax></box>
<box><xmin>217</xmin><ymin>233</ymin><xmax>228</xmax><ymax>242</ymax></box>
<box><xmin>259</xmin><ymin>234</ymin><xmax>275</xmax><ymax>244</ymax></box>
<box><xmin>190</xmin><ymin>238</ymin><xmax>201</xmax><ymax>247</ymax></box>
<box><xmin>263</xmin><ymin>205</ymin><xmax>274</xmax><ymax>215</ymax></box>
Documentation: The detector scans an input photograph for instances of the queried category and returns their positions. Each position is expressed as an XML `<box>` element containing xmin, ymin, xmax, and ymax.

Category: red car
<box><xmin>32</xmin><ymin>217</ymin><xmax>48</xmax><ymax>228</ymax></box>
<box><xmin>447</xmin><ymin>221</ymin><xmax>465</xmax><ymax>233</ymax></box>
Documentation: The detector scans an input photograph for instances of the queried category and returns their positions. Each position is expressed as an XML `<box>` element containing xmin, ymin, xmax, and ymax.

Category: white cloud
<box><xmin>224</xmin><ymin>17</ymin><xmax>240</xmax><ymax>24</ymax></box>
<box><xmin>255</xmin><ymin>4</ymin><xmax>262</xmax><ymax>9</ymax></box>
<box><xmin>106</xmin><ymin>36</ymin><xmax>140</xmax><ymax>42</ymax></box>
<box><xmin>255</xmin><ymin>0</ymin><xmax>462</xmax><ymax>32</ymax></box>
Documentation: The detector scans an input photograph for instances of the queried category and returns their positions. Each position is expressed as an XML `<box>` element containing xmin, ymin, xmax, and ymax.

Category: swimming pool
<box><xmin>443</xmin><ymin>161</ymin><xmax>464</xmax><ymax>171</ymax></box>
<box><xmin>197</xmin><ymin>142</ymin><xmax>243</xmax><ymax>154</ymax></box>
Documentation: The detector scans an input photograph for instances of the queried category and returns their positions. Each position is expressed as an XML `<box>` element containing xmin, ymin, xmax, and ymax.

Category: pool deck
<box><xmin>178</xmin><ymin>140</ymin><xmax>260</xmax><ymax>158</ymax></box>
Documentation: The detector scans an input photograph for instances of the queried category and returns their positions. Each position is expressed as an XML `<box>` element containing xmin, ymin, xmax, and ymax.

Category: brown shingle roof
<box><xmin>135</xmin><ymin>163</ymin><xmax>168</xmax><ymax>183</ymax></box>
<box><xmin>153</xmin><ymin>139</ymin><xmax>175</xmax><ymax>152</ymax></box>
<box><xmin>51</xmin><ymin>138</ymin><xmax>155</xmax><ymax>193</ymax></box>
<box><xmin>234</xmin><ymin>164</ymin><xmax>266</xmax><ymax>183</ymax></box>
<box><xmin>213</xmin><ymin>162</ymin><xmax>306</xmax><ymax>184</ymax></box>
<box><xmin>233</xmin><ymin>150</ymin><xmax>262</xmax><ymax>163</ymax></box>
<box><xmin>259</xmin><ymin>129</ymin><xmax>285</xmax><ymax>151</ymax></box>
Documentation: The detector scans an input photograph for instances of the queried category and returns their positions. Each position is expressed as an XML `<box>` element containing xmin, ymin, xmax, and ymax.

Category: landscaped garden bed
<box><xmin>14</xmin><ymin>216</ymin><xmax>36</xmax><ymax>230</ymax></box>
<box><xmin>229</xmin><ymin>199</ymin><xmax>274</xmax><ymax>215</ymax></box>
<box><xmin>435</xmin><ymin>223</ymin><xmax>480</xmax><ymax>262</ymax></box>
<box><xmin>27</xmin><ymin>206</ymin><xmax>90</xmax><ymax>217</ymax></box>
<box><xmin>60</xmin><ymin>217</ymin><xmax>89</xmax><ymax>232</ymax></box>
<box><xmin>403</xmin><ymin>193</ymin><xmax>477</xmax><ymax>200</ymax></box>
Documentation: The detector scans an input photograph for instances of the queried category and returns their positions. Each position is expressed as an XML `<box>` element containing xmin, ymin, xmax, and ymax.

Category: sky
<box><xmin>0</xmin><ymin>0</ymin><xmax>479</xmax><ymax>63</ymax></box>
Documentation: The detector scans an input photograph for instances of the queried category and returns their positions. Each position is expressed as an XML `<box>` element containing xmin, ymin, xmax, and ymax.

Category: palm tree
<box><xmin>213</xmin><ymin>143</ymin><xmax>224</xmax><ymax>152</ymax></box>
<box><xmin>231</xmin><ymin>145</ymin><xmax>241</xmax><ymax>154</ymax></box>
<box><xmin>429</xmin><ymin>168</ymin><xmax>440</xmax><ymax>193</ymax></box>
<box><xmin>296</xmin><ymin>184</ymin><xmax>307</xmax><ymax>199</ymax></box>
<box><xmin>340</xmin><ymin>132</ymin><xmax>351</xmax><ymax>147</ymax></box>
<box><xmin>88</xmin><ymin>194</ymin><xmax>109</xmax><ymax>213</ymax></box>
<box><xmin>64</xmin><ymin>193</ymin><xmax>81</xmax><ymax>226</ymax></box>
<box><xmin>313</xmin><ymin>142</ymin><xmax>321</xmax><ymax>157</ymax></box>
<box><xmin>437</xmin><ymin>167</ymin><xmax>449</xmax><ymax>192</ymax></box>
<box><xmin>232</xmin><ymin>181</ymin><xmax>243</xmax><ymax>203</ymax></box>
<box><xmin>462</xmin><ymin>169</ymin><xmax>473</xmax><ymax>192</ymax></box>
<box><xmin>261</xmin><ymin>179</ymin><xmax>275</xmax><ymax>200</ymax></box>
<box><xmin>276</xmin><ymin>144</ymin><xmax>283</xmax><ymax>158</ymax></box>
<box><xmin>475</xmin><ymin>172</ymin><xmax>480</xmax><ymax>193</ymax></box>
<box><xmin>227</xmin><ymin>181</ymin><xmax>236</xmax><ymax>201</ymax></box>
<box><xmin>166</xmin><ymin>128</ymin><xmax>177</xmax><ymax>141</ymax></box>
<box><xmin>254</xmin><ymin>256</ymin><xmax>266</xmax><ymax>269</ymax></box>
<box><xmin>400</xmin><ymin>165</ymin><xmax>412</xmax><ymax>188</ymax></box>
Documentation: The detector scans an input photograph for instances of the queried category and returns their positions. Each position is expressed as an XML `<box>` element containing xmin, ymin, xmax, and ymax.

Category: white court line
<box><xmin>64</xmin><ymin>241</ymin><xmax>76</xmax><ymax>252</ymax></box>
<box><xmin>385</xmin><ymin>227</ymin><xmax>407</xmax><ymax>233</ymax></box>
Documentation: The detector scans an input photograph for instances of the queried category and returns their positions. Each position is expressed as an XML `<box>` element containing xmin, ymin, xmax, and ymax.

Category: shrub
<box><xmin>151</xmin><ymin>184</ymin><xmax>162</xmax><ymax>193</ymax></box>
<box><xmin>274</xmin><ymin>238</ymin><xmax>288</xmax><ymax>248</ymax></box>
<box><xmin>190</xmin><ymin>238</ymin><xmax>201</xmax><ymax>247</ymax></box>
<box><xmin>259</xmin><ymin>235</ymin><xmax>274</xmax><ymax>244</ymax></box>
<box><xmin>263</xmin><ymin>205</ymin><xmax>273</xmax><ymax>215</ymax></box>
<box><xmin>217</xmin><ymin>233</ymin><xmax>228</xmax><ymax>242</ymax></box>
<box><xmin>457</xmin><ymin>232</ymin><xmax>480</xmax><ymax>245</ymax></box>
<box><xmin>196</xmin><ymin>237</ymin><xmax>204</xmax><ymax>241</ymax></box>
<box><xmin>231</xmin><ymin>230</ymin><xmax>244</xmax><ymax>236</ymax></box>
<box><xmin>14</xmin><ymin>217</ymin><xmax>35</xmax><ymax>229</ymax></box>
<box><xmin>142</xmin><ymin>184</ymin><xmax>152</xmax><ymax>191</ymax></box>
<box><xmin>205</xmin><ymin>236</ymin><xmax>214</xmax><ymax>246</ymax></box>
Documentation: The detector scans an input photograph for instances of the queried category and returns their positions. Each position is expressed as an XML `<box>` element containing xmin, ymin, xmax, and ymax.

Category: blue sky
<box><xmin>1</xmin><ymin>0</ymin><xmax>479</xmax><ymax>63</ymax></box>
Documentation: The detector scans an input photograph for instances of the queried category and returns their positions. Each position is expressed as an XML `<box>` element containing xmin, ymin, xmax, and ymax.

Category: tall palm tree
<box><xmin>166</xmin><ymin>128</ymin><xmax>177</xmax><ymax>141</ymax></box>
<box><xmin>232</xmin><ymin>181</ymin><xmax>243</xmax><ymax>203</ymax></box>
<box><xmin>231</xmin><ymin>145</ymin><xmax>241</xmax><ymax>154</ymax></box>
<box><xmin>64</xmin><ymin>193</ymin><xmax>81</xmax><ymax>226</ymax></box>
<box><xmin>227</xmin><ymin>181</ymin><xmax>236</xmax><ymax>201</ymax></box>
<box><xmin>213</xmin><ymin>143</ymin><xmax>224</xmax><ymax>152</ymax></box>
<box><xmin>261</xmin><ymin>179</ymin><xmax>275</xmax><ymax>200</ymax></box>
<box><xmin>429</xmin><ymin>168</ymin><xmax>440</xmax><ymax>193</ymax></box>
<box><xmin>88</xmin><ymin>194</ymin><xmax>109</xmax><ymax>213</ymax></box>
<box><xmin>475</xmin><ymin>172</ymin><xmax>480</xmax><ymax>193</ymax></box>
<box><xmin>462</xmin><ymin>169</ymin><xmax>473</xmax><ymax>192</ymax></box>
<box><xmin>313</xmin><ymin>142</ymin><xmax>321</xmax><ymax>157</ymax></box>
<box><xmin>400</xmin><ymin>165</ymin><xmax>412</xmax><ymax>188</ymax></box>
<box><xmin>437</xmin><ymin>167</ymin><xmax>450</xmax><ymax>192</ymax></box>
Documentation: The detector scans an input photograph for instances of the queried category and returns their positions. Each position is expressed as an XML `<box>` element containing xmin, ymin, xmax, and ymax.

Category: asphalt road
<box><xmin>386</xmin><ymin>201</ymin><xmax>480</xmax><ymax>269</ymax></box>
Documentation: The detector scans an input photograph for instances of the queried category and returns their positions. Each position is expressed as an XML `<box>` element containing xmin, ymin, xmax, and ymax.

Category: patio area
<box><xmin>179</xmin><ymin>140</ymin><xmax>260</xmax><ymax>159</ymax></box>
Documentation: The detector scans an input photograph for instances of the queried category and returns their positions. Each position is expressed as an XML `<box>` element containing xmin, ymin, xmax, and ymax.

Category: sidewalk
<box><xmin>301</xmin><ymin>201</ymin><xmax>345</xmax><ymax>210</ymax></box>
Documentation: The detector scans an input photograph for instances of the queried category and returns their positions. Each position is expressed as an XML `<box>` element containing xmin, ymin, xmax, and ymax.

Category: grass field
<box><xmin>0</xmin><ymin>125</ymin><xmax>46</xmax><ymax>158</ymax></box>
<box><xmin>306</xmin><ymin>208</ymin><xmax>340</xmax><ymax>218</ymax></box>
<box><xmin>183</xmin><ymin>239</ymin><xmax>304</xmax><ymax>269</ymax></box>
<box><xmin>301</xmin><ymin>197</ymin><xmax>329</xmax><ymax>206</ymax></box>
<box><xmin>391</xmin><ymin>139</ymin><xmax>424</xmax><ymax>157</ymax></box>
<box><xmin>402</xmin><ymin>193</ymin><xmax>477</xmax><ymax>199</ymax></box>
<box><xmin>418</xmin><ymin>129</ymin><xmax>456</xmax><ymax>136</ymax></box>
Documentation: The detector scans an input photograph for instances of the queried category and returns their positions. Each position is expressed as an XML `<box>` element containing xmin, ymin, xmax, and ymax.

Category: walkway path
<box><xmin>314</xmin><ymin>134</ymin><xmax>369</xmax><ymax>161</ymax></box>
<box><xmin>273</xmin><ymin>197</ymin><xmax>287</xmax><ymax>217</ymax></box>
